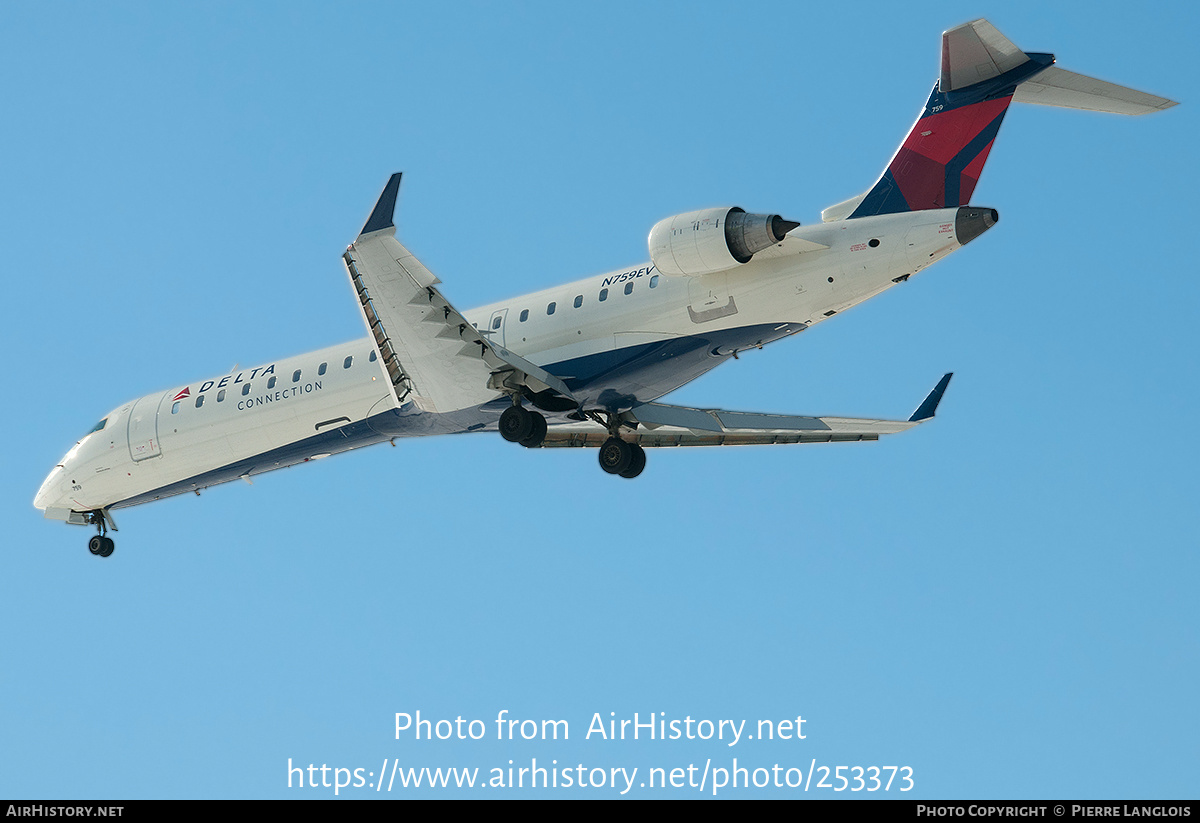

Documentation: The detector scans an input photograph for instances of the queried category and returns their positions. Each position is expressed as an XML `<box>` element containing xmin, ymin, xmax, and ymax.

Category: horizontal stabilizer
<box><xmin>1012</xmin><ymin>66</ymin><xmax>1177</xmax><ymax>115</ymax></box>
<box><xmin>822</xmin><ymin>193</ymin><xmax>867</xmax><ymax>224</ymax></box>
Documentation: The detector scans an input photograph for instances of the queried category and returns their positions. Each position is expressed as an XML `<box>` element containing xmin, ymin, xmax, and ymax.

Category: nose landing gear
<box><xmin>88</xmin><ymin>535</ymin><xmax>114</xmax><ymax>557</ymax></box>
<box><xmin>85</xmin><ymin>510</ymin><xmax>115</xmax><ymax>558</ymax></box>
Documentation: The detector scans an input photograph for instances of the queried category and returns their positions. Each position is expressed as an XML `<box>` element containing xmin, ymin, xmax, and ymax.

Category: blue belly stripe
<box><xmin>111</xmin><ymin>322</ymin><xmax>802</xmax><ymax>509</ymax></box>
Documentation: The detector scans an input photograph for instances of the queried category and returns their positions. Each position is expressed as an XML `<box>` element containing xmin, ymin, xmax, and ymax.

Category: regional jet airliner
<box><xmin>35</xmin><ymin>20</ymin><xmax>1176</xmax><ymax>556</ymax></box>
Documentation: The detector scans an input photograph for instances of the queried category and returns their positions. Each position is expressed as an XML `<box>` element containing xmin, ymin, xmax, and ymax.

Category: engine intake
<box><xmin>648</xmin><ymin>207</ymin><xmax>799</xmax><ymax>276</ymax></box>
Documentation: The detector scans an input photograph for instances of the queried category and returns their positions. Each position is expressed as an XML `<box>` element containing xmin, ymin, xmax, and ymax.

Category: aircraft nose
<box><xmin>34</xmin><ymin>464</ymin><xmax>66</xmax><ymax>511</ymax></box>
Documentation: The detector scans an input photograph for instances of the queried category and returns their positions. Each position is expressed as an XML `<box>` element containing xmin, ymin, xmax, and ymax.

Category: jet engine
<box><xmin>648</xmin><ymin>207</ymin><xmax>799</xmax><ymax>276</ymax></box>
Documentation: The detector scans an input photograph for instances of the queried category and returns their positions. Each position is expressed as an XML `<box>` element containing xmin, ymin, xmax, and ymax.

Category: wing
<box><xmin>540</xmin><ymin>374</ymin><xmax>953</xmax><ymax>448</ymax></box>
<box><xmin>344</xmin><ymin>174</ymin><xmax>574</xmax><ymax>414</ymax></box>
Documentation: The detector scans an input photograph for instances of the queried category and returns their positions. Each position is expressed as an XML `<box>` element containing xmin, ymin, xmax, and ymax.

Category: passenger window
<box><xmin>573</xmin><ymin>295</ymin><xmax>583</xmax><ymax>308</ymax></box>
<box><xmin>599</xmin><ymin>288</ymin><xmax>608</xmax><ymax>302</ymax></box>
<box><xmin>547</xmin><ymin>302</ymin><xmax>556</xmax><ymax>315</ymax></box>
<box><xmin>344</xmin><ymin>356</ymin><xmax>353</xmax><ymax>369</ymax></box>
<box><xmin>241</xmin><ymin>384</ymin><xmax>250</xmax><ymax>396</ymax></box>
<box><xmin>492</xmin><ymin>316</ymin><xmax>502</xmax><ymax>330</ymax></box>
<box><xmin>624</xmin><ymin>283</ymin><xmax>634</xmax><ymax>295</ymax></box>
<box><xmin>318</xmin><ymin>362</ymin><xmax>327</xmax><ymax>375</ymax></box>
<box><xmin>650</xmin><ymin>274</ymin><xmax>659</xmax><ymax>288</ymax></box>
<box><xmin>171</xmin><ymin>402</ymin><xmax>180</xmax><ymax>414</ymax></box>
<box><xmin>217</xmin><ymin>389</ymin><xmax>226</xmax><ymax>402</ymax></box>
<box><xmin>195</xmin><ymin>395</ymin><xmax>204</xmax><ymax>408</ymax></box>
<box><xmin>268</xmin><ymin>376</ymin><xmax>277</xmax><ymax>389</ymax></box>
<box><xmin>520</xmin><ymin>309</ymin><xmax>529</xmax><ymax>322</ymax></box>
<box><xmin>369</xmin><ymin>350</ymin><xmax>377</xmax><ymax>362</ymax></box>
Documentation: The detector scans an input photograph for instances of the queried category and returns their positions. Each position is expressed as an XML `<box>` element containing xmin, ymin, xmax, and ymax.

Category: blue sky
<box><xmin>2</xmin><ymin>1</ymin><xmax>1196</xmax><ymax>799</ymax></box>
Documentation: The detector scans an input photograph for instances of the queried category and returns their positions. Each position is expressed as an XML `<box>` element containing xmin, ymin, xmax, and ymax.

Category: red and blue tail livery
<box><xmin>823</xmin><ymin>20</ymin><xmax>1176</xmax><ymax>222</ymax></box>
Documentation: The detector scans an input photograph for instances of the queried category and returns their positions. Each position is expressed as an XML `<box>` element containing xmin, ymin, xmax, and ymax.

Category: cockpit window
<box><xmin>88</xmin><ymin>418</ymin><xmax>107</xmax><ymax>434</ymax></box>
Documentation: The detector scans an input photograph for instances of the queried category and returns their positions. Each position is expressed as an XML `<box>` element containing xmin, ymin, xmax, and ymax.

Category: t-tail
<box><xmin>821</xmin><ymin>19</ymin><xmax>1177</xmax><ymax>223</ymax></box>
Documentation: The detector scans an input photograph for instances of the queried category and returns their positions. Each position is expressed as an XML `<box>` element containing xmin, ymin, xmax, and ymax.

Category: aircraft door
<box><xmin>487</xmin><ymin>309</ymin><xmax>508</xmax><ymax>348</ymax></box>
<box><xmin>127</xmin><ymin>391</ymin><xmax>166</xmax><ymax>461</ymax></box>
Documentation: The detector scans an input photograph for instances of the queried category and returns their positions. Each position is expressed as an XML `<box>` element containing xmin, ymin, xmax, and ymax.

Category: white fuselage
<box><xmin>35</xmin><ymin>208</ymin><xmax>967</xmax><ymax>520</ymax></box>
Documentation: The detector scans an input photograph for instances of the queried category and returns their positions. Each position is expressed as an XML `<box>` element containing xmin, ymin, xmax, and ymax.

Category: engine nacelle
<box><xmin>648</xmin><ymin>207</ymin><xmax>799</xmax><ymax>277</ymax></box>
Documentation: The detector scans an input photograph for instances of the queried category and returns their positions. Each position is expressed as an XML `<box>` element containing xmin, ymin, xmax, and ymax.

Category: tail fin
<box><xmin>822</xmin><ymin>19</ymin><xmax>1177</xmax><ymax>222</ymax></box>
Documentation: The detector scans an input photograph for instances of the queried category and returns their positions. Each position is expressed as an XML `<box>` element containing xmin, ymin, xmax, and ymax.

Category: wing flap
<box><xmin>540</xmin><ymin>374</ymin><xmax>952</xmax><ymax>448</ymax></box>
<box><xmin>539</xmin><ymin>422</ymin><xmax>893</xmax><ymax>449</ymax></box>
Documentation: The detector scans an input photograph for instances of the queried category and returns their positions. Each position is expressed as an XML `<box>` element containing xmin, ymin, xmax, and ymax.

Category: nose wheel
<box><xmin>85</xmin><ymin>510</ymin><xmax>115</xmax><ymax>558</ymax></box>
<box><xmin>88</xmin><ymin>535</ymin><xmax>115</xmax><ymax>557</ymax></box>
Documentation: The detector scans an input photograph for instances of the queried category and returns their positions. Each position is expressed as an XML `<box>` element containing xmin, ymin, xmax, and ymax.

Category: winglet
<box><xmin>360</xmin><ymin>172</ymin><xmax>402</xmax><ymax>236</ymax></box>
<box><xmin>909</xmin><ymin>373</ymin><xmax>953</xmax><ymax>422</ymax></box>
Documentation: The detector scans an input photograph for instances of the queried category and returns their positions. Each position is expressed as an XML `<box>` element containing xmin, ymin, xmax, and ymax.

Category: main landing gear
<box><xmin>500</xmin><ymin>401</ymin><xmax>647</xmax><ymax>478</ymax></box>
<box><xmin>85</xmin><ymin>510</ymin><xmax>114</xmax><ymax>558</ymax></box>
<box><xmin>499</xmin><ymin>403</ymin><xmax>547</xmax><ymax>448</ymax></box>
<box><xmin>585</xmin><ymin>409</ymin><xmax>646</xmax><ymax>479</ymax></box>
<box><xmin>598</xmin><ymin>437</ymin><xmax>646</xmax><ymax>479</ymax></box>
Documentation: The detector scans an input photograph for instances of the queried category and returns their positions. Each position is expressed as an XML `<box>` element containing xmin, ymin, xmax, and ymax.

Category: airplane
<box><xmin>34</xmin><ymin>19</ymin><xmax>1176</xmax><ymax>557</ymax></box>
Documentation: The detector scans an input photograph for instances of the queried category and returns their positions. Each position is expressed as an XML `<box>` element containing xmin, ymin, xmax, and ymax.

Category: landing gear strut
<box><xmin>85</xmin><ymin>510</ymin><xmax>114</xmax><ymax>558</ymax></box>
<box><xmin>585</xmin><ymin>409</ymin><xmax>646</xmax><ymax>479</ymax></box>
<box><xmin>499</xmin><ymin>402</ymin><xmax>547</xmax><ymax>448</ymax></box>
